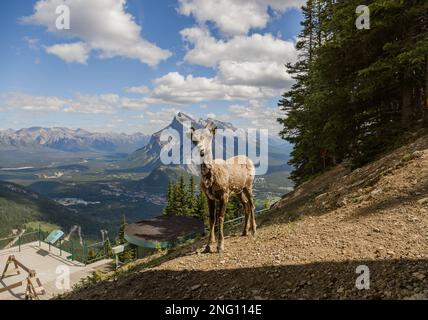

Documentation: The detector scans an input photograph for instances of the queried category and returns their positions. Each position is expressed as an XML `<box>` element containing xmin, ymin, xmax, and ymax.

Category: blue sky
<box><xmin>0</xmin><ymin>0</ymin><xmax>304</xmax><ymax>134</ymax></box>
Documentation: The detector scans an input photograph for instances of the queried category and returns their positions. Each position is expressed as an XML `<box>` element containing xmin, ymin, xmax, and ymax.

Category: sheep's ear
<box><xmin>206</xmin><ymin>121</ymin><xmax>217</xmax><ymax>136</ymax></box>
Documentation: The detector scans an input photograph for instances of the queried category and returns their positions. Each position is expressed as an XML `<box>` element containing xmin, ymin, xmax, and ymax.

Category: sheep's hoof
<box><xmin>203</xmin><ymin>244</ymin><xmax>216</xmax><ymax>254</ymax></box>
<box><xmin>217</xmin><ymin>243</ymin><xmax>224</xmax><ymax>254</ymax></box>
<box><xmin>241</xmin><ymin>230</ymin><xmax>249</xmax><ymax>237</ymax></box>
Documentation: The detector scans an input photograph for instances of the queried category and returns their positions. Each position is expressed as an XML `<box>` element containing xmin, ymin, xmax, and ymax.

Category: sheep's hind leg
<box><xmin>217</xmin><ymin>198</ymin><xmax>228</xmax><ymax>254</ymax></box>
<box><xmin>244</xmin><ymin>188</ymin><xmax>256</xmax><ymax>236</ymax></box>
<box><xmin>237</xmin><ymin>193</ymin><xmax>250</xmax><ymax>236</ymax></box>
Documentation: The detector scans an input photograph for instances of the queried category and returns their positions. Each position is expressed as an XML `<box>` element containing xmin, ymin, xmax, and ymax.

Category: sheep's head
<box><xmin>190</xmin><ymin>121</ymin><xmax>217</xmax><ymax>158</ymax></box>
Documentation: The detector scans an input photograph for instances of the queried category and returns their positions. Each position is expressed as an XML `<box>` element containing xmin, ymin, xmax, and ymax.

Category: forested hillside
<box><xmin>0</xmin><ymin>181</ymin><xmax>98</xmax><ymax>238</ymax></box>
<box><xmin>278</xmin><ymin>0</ymin><xmax>428</xmax><ymax>184</ymax></box>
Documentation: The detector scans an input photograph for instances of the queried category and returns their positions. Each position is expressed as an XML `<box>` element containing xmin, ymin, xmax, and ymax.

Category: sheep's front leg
<box><xmin>217</xmin><ymin>198</ymin><xmax>228</xmax><ymax>254</ymax></box>
<box><xmin>204</xmin><ymin>199</ymin><xmax>217</xmax><ymax>253</ymax></box>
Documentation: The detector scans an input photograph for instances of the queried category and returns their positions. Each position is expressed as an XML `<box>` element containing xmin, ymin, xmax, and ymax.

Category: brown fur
<box><xmin>191</xmin><ymin>123</ymin><xmax>256</xmax><ymax>253</ymax></box>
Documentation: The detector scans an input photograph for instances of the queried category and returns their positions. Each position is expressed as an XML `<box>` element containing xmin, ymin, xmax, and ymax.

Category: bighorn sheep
<box><xmin>190</xmin><ymin>121</ymin><xmax>256</xmax><ymax>253</ymax></box>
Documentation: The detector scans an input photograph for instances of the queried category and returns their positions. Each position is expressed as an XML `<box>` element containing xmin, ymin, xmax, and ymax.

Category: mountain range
<box><xmin>0</xmin><ymin>127</ymin><xmax>150</xmax><ymax>154</ymax></box>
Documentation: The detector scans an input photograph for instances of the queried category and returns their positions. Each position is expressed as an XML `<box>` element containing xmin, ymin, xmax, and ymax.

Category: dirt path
<box><xmin>65</xmin><ymin>133</ymin><xmax>428</xmax><ymax>300</ymax></box>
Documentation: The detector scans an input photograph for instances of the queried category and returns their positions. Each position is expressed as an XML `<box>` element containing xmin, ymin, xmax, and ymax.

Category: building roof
<box><xmin>124</xmin><ymin>215</ymin><xmax>205</xmax><ymax>248</ymax></box>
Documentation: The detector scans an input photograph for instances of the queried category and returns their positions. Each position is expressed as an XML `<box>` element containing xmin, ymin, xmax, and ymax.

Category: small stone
<box><xmin>375</xmin><ymin>246</ymin><xmax>384</xmax><ymax>253</ymax></box>
<box><xmin>371</xmin><ymin>189</ymin><xmax>382</xmax><ymax>196</ymax></box>
<box><xmin>190</xmin><ymin>284</ymin><xmax>201</xmax><ymax>291</ymax></box>
<box><xmin>413</xmin><ymin>272</ymin><xmax>426</xmax><ymax>281</ymax></box>
<box><xmin>337</xmin><ymin>287</ymin><xmax>345</xmax><ymax>293</ymax></box>
<box><xmin>417</xmin><ymin>198</ymin><xmax>428</xmax><ymax>205</ymax></box>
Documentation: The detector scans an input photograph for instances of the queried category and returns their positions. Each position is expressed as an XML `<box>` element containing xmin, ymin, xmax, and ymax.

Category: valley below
<box><xmin>0</xmin><ymin>116</ymin><xmax>293</xmax><ymax>241</ymax></box>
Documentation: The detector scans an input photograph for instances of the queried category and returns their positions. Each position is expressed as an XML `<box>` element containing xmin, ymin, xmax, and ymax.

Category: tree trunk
<box><xmin>425</xmin><ymin>55</ymin><xmax>428</xmax><ymax>109</ymax></box>
<box><xmin>401</xmin><ymin>80</ymin><xmax>413</xmax><ymax>128</ymax></box>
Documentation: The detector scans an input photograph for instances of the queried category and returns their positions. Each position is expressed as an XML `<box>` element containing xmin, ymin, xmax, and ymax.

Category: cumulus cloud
<box><xmin>181</xmin><ymin>28</ymin><xmax>297</xmax><ymax>67</ymax></box>
<box><xmin>141</xmin><ymin>72</ymin><xmax>280</xmax><ymax>105</ymax></box>
<box><xmin>128</xmin><ymin>26</ymin><xmax>297</xmax><ymax>105</ymax></box>
<box><xmin>21</xmin><ymin>0</ymin><xmax>171</xmax><ymax>66</ymax></box>
<box><xmin>46</xmin><ymin>42</ymin><xmax>90</xmax><ymax>64</ymax></box>
<box><xmin>228</xmin><ymin>100</ymin><xmax>283</xmax><ymax>133</ymax></box>
<box><xmin>132</xmin><ymin>28</ymin><xmax>297</xmax><ymax>105</ymax></box>
<box><xmin>218</xmin><ymin>61</ymin><xmax>292</xmax><ymax>89</ymax></box>
<box><xmin>178</xmin><ymin>0</ymin><xmax>305</xmax><ymax>36</ymax></box>
<box><xmin>125</xmin><ymin>86</ymin><xmax>150</xmax><ymax>94</ymax></box>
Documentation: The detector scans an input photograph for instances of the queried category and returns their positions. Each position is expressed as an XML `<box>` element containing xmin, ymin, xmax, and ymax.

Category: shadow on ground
<box><xmin>65</xmin><ymin>258</ymin><xmax>428</xmax><ymax>300</ymax></box>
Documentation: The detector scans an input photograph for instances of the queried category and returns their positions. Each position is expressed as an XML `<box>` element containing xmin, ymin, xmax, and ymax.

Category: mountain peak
<box><xmin>173</xmin><ymin>112</ymin><xmax>194</xmax><ymax>125</ymax></box>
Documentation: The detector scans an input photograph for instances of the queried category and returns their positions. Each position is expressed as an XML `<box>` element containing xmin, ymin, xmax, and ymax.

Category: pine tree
<box><xmin>187</xmin><ymin>176</ymin><xmax>196</xmax><ymax>215</ymax></box>
<box><xmin>164</xmin><ymin>181</ymin><xmax>174</xmax><ymax>216</ymax></box>
<box><xmin>114</xmin><ymin>215</ymin><xmax>137</xmax><ymax>263</ymax></box>
<box><xmin>225</xmin><ymin>196</ymin><xmax>242</xmax><ymax>221</ymax></box>
<box><xmin>194</xmin><ymin>191</ymin><xmax>208</xmax><ymax>222</ymax></box>
<box><xmin>103</xmin><ymin>238</ymin><xmax>113</xmax><ymax>258</ymax></box>
<box><xmin>263</xmin><ymin>199</ymin><xmax>270</xmax><ymax>210</ymax></box>
<box><xmin>116</xmin><ymin>215</ymin><xmax>127</xmax><ymax>245</ymax></box>
<box><xmin>278</xmin><ymin>0</ymin><xmax>428</xmax><ymax>184</ymax></box>
<box><xmin>172</xmin><ymin>181</ymin><xmax>181</xmax><ymax>215</ymax></box>
<box><xmin>121</xmin><ymin>244</ymin><xmax>137</xmax><ymax>263</ymax></box>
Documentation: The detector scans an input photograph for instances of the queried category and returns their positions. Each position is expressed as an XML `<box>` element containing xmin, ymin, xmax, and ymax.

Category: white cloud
<box><xmin>2</xmin><ymin>92</ymin><xmax>68</xmax><ymax>111</ymax></box>
<box><xmin>178</xmin><ymin>0</ymin><xmax>305</xmax><ymax>36</ymax></box>
<box><xmin>125</xmin><ymin>86</ymin><xmax>150</xmax><ymax>94</ymax></box>
<box><xmin>46</xmin><ymin>42</ymin><xmax>90</xmax><ymax>64</ymax></box>
<box><xmin>2</xmin><ymin>92</ymin><xmax>147</xmax><ymax>114</ymax></box>
<box><xmin>128</xmin><ymin>28</ymin><xmax>296</xmax><ymax>106</ymax></box>
<box><xmin>21</xmin><ymin>0</ymin><xmax>171</xmax><ymax>66</ymax></box>
<box><xmin>23</xmin><ymin>36</ymin><xmax>40</xmax><ymax>50</ymax></box>
<box><xmin>64</xmin><ymin>93</ymin><xmax>118</xmax><ymax>113</ymax></box>
<box><xmin>144</xmin><ymin>108</ymin><xmax>182</xmax><ymax>131</ymax></box>
<box><xmin>218</xmin><ymin>61</ymin><xmax>292</xmax><ymax>89</ymax></box>
<box><xmin>228</xmin><ymin>100</ymin><xmax>283</xmax><ymax>133</ymax></box>
<box><xmin>141</xmin><ymin>72</ymin><xmax>279</xmax><ymax>105</ymax></box>
<box><xmin>177</xmin><ymin>28</ymin><xmax>297</xmax><ymax>93</ymax></box>
<box><xmin>181</xmin><ymin>28</ymin><xmax>297</xmax><ymax>68</ymax></box>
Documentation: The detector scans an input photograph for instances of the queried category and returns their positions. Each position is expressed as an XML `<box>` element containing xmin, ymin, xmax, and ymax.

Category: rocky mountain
<box><xmin>0</xmin><ymin>127</ymin><xmax>150</xmax><ymax>154</ymax></box>
<box><xmin>127</xmin><ymin>112</ymin><xmax>291</xmax><ymax>174</ymax></box>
